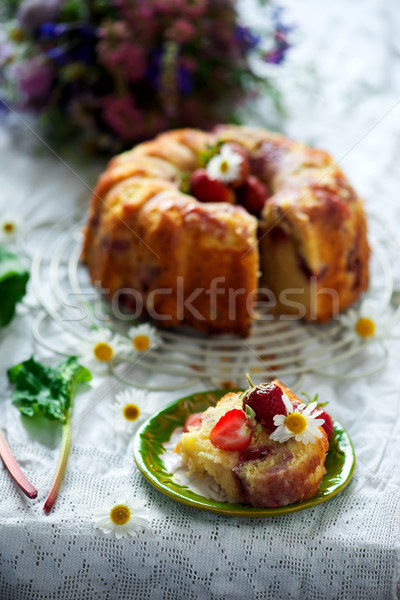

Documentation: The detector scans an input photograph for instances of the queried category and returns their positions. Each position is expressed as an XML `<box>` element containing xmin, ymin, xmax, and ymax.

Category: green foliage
<box><xmin>198</xmin><ymin>142</ymin><xmax>224</xmax><ymax>168</ymax></box>
<box><xmin>8</xmin><ymin>356</ymin><xmax>92</xmax><ymax>424</ymax></box>
<box><xmin>301</xmin><ymin>391</ymin><xmax>328</xmax><ymax>409</ymax></box>
<box><xmin>0</xmin><ymin>244</ymin><xmax>29</xmax><ymax>327</ymax></box>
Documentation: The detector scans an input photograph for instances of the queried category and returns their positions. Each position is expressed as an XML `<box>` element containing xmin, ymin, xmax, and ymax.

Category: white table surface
<box><xmin>0</xmin><ymin>1</ymin><xmax>400</xmax><ymax>598</ymax></box>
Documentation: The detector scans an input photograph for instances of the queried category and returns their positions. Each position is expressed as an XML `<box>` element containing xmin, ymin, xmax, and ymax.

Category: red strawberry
<box><xmin>316</xmin><ymin>410</ymin><xmax>334</xmax><ymax>439</ymax></box>
<box><xmin>209</xmin><ymin>409</ymin><xmax>252</xmax><ymax>451</ymax></box>
<box><xmin>243</xmin><ymin>383</ymin><xmax>286</xmax><ymax>430</ymax></box>
<box><xmin>225</xmin><ymin>142</ymin><xmax>250</xmax><ymax>187</ymax></box>
<box><xmin>236</xmin><ymin>175</ymin><xmax>271</xmax><ymax>216</ymax></box>
<box><xmin>183</xmin><ymin>412</ymin><xmax>203</xmax><ymax>432</ymax></box>
<box><xmin>189</xmin><ymin>169</ymin><xmax>235</xmax><ymax>204</ymax></box>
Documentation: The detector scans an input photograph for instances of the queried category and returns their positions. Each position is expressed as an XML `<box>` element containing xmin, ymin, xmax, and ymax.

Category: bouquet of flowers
<box><xmin>0</xmin><ymin>0</ymin><xmax>291</xmax><ymax>153</ymax></box>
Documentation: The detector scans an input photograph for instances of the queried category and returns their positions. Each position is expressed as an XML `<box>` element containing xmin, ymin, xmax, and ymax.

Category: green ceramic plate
<box><xmin>133</xmin><ymin>389</ymin><xmax>356</xmax><ymax>516</ymax></box>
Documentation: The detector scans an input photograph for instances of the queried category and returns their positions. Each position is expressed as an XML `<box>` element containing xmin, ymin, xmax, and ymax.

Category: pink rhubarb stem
<box><xmin>43</xmin><ymin>413</ymin><xmax>71</xmax><ymax>514</ymax></box>
<box><xmin>0</xmin><ymin>430</ymin><xmax>38</xmax><ymax>499</ymax></box>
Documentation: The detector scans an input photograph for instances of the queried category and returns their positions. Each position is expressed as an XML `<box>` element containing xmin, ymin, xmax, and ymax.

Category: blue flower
<box><xmin>234</xmin><ymin>25</ymin><xmax>260</xmax><ymax>51</ymax></box>
<box><xmin>177</xmin><ymin>64</ymin><xmax>193</xmax><ymax>96</ymax></box>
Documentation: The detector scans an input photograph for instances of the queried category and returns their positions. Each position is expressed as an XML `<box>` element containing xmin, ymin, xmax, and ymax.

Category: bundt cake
<box><xmin>176</xmin><ymin>379</ymin><xmax>329</xmax><ymax>508</ymax></box>
<box><xmin>82</xmin><ymin>125</ymin><xmax>369</xmax><ymax>336</ymax></box>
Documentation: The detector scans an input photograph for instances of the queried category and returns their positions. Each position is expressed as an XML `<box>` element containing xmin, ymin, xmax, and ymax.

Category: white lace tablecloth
<box><xmin>1</xmin><ymin>1</ymin><xmax>400</xmax><ymax>598</ymax></box>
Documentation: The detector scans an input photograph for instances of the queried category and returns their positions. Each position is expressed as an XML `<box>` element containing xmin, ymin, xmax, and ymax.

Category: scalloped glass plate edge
<box><xmin>133</xmin><ymin>389</ymin><xmax>356</xmax><ymax>517</ymax></box>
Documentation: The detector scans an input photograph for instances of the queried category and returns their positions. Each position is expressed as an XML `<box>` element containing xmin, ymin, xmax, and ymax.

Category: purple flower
<box><xmin>265</xmin><ymin>47</ymin><xmax>287</xmax><ymax>65</ymax></box>
<box><xmin>147</xmin><ymin>47</ymin><xmax>163</xmax><ymax>90</ymax></box>
<box><xmin>264</xmin><ymin>5</ymin><xmax>293</xmax><ymax>64</ymax></box>
<box><xmin>37</xmin><ymin>22</ymin><xmax>68</xmax><ymax>37</ymax></box>
<box><xmin>11</xmin><ymin>56</ymin><xmax>53</xmax><ymax>107</ymax></box>
<box><xmin>271</xmin><ymin>5</ymin><xmax>293</xmax><ymax>35</ymax></box>
<box><xmin>234</xmin><ymin>25</ymin><xmax>260</xmax><ymax>51</ymax></box>
<box><xmin>1</xmin><ymin>0</ymin><xmax>290</xmax><ymax>151</ymax></box>
<box><xmin>177</xmin><ymin>63</ymin><xmax>193</xmax><ymax>96</ymax></box>
<box><xmin>17</xmin><ymin>0</ymin><xmax>62</xmax><ymax>33</ymax></box>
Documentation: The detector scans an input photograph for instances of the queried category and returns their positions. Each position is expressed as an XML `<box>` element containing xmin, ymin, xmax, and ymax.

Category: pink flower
<box><xmin>153</xmin><ymin>0</ymin><xmax>207</xmax><ymax>18</ymax></box>
<box><xmin>97</xmin><ymin>39</ymin><xmax>147</xmax><ymax>82</ymax></box>
<box><xmin>153</xmin><ymin>0</ymin><xmax>185</xmax><ymax>13</ymax></box>
<box><xmin>166</xmin><ymin>19</ymin><xmax>196</xmax><ymax>44</ymax></box>
<box><xmin>101</xmin><ymin>95</ymin><xmax>145</xmax><ymax>140</ymax></box>
<box><xmin>182</xmin><ymin>0</ymin><xmax>208</xmax><ymax>18</ymax></box>
<box><xmin>118</xmin><ymin>2</ymin><xmax>156</xmax><ymax>43</ymax></box>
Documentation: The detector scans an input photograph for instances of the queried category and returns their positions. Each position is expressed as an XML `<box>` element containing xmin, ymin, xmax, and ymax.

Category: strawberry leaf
<box><xmin>198</xmin><ymin>141</ymin><xmax>224</xmax><ymax>168</ymax></box>
<box><xmin>244</xmin><ymin>404</ymin><xmax>256</xmax><ymax>421</ymax></box>
<box><xmin>301</xmin><ymin>391</ymin><xmax>328</xmax><ymax>409</ymax></box>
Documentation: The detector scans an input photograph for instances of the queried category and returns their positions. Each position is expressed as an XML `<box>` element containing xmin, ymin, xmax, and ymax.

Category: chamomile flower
<box><xmin>128</xmin><ymin>323</ymin><xmax>161</xmax><ymax>355</ymax></box>
<box><xmin>341</xmin><ymin>303</ymin><xmax>389</xmax><ymax>341</ymax></box>
<box><xmin>93</xmin><ymin>494</ymin><xmax>150</xmax><ymax>540</ymax></box>
<box><xmin>269</xmin><ymin>395</ymin><xmax>325</xmax><ymax>445</ymax></box>
<box><xmin>206</xmin><ymin>144</ymin><xmax>243</xmax><ymax>184</ymax></box>
<box><xmin>111</xmin><ymin>389</ymin><xmax>149</xmax><ymax>435</ymax></box>
<box><xmin>0</xmin><ymin>214</ymin><xmax>21</xmax><ymax>244</ymax></box>
<box><xmin>80</xmin><ymin>328</ymin><xmax>128</xmax><ymax>369</ymax></box>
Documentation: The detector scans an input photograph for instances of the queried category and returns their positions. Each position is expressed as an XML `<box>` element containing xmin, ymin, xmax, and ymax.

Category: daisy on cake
<box><xmin>177</xmin><ymin>378</ymin><xmax>331</xmax><ymax>508</ymax></box>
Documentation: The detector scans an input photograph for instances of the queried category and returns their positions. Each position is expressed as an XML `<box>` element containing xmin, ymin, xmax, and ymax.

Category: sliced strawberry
<box><xmin>189</xmin><ymin>169</ymin><xmax>235</xmax><ymax>204</ymax></box>
<box><xmin>225</xmin><ymin>142</ymin><xmax>250</xmax><ymax>187</ymax></box>
<box><xmin>209</xmin><ymin>409</ymin><xmax>252</xmax><ymax>451</ymax></box>
<box><xmin>316</xmin><ymin>410</ymin><xmax>334</xmax><ymax>439</ymax></box>
<box><xmin>243</xmin><ymin>383</ymin><xmax>286</xmax><ymax>430</ymax></box>
<box><xmin>236</xmin><ymin>175</ymin><xmax>271</xmax><ymax>216</ymax></box>
<box><xmin>183</xmin><ymin>412</ymin><xmax>203</xmax><ymax>432</ymax></box>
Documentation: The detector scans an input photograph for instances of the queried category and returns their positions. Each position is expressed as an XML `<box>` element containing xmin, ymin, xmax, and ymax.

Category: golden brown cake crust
<box><xmin>82</xmin><ymin>125</ymin><xmax>369</xmax><ymax>334</ymax></box>
<box><xmin>215</xmin><ymin>125</ymin><xmax>370</xmax><ymax>322</ymax></box>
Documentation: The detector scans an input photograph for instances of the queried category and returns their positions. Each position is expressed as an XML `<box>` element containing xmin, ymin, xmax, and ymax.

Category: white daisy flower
<box><xmin>111</xmin><ymin>389</ymin><xmax>149</xmax><ymax>436</ymax></box>
<box><xmin>269</xmin><ymin>395</ymin><xmax>325</xmax><ymax>445</ymax></box>
<box><xmin>128</xmin><ymin>323</ymin><xmax>161</xmax><ymax>355</ymax></box>
<box><xmin>340</xmin><ymin>302</ymin><xmax>389</xmax><ymax>341</ymax></box>
<box><xmin>0</xmin><ymin>214</ymin><xmax>21</xmax><ymax>244</ymax></box>
<box><xmin>80</xmin><ymin>328</ymin><xmax>128</xmax><ymax>369</ymax></box>
<box><xmin>93</xmin><ymin>494</ymin><xmax>150</xmax><ymax>540</ymax></box>
<box><xmin>206</xmin><ymin>144</ymin><xmax>243</xmax><ymax>184</ymax></box>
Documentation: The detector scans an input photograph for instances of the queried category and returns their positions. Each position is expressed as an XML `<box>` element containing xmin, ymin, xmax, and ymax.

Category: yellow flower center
<box><xmin>133</xmin><ymin>335</ymin><xmax>150</xmax><ymax>352</ymax></box>
<box><xmin>122</xmin><ymin>403</ymin><xmax>140</xmax><ymax>421</ymax></box>
<box><xmin>110</xmin><ymin>504</ymin><xmax>131</xmax><ymax>526</ymax></box>
<box><xmin>355</xmin><ymin>317</ymin><xmax>375</xmax><ymax>338</ymax></box>
<box><xmin>3</xmin><ymin>222</ymin><xmax>15</xmax><ymax>233</ymax></box>
<box><xmin>93</xmin><ymin>342</ymin><xmax>114</xmax><ymax>362</ymax></box>
<box><xmin>220</xmin><ymin>160</ymin><xmax>229</xmax><ymax>173</ymax></box>
<box><xmin>10</xmin><ymin>27</ymin><xmax>25</xmax><ymax>43</ymax></box>
<box><xmin>285</xmin><ymin>412</ymin><xmax>307</xmax><ymax>435</ymax></box>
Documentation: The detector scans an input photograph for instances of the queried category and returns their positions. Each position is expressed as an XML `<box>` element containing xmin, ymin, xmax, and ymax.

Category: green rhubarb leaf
<box><xmin>0</xmin><ymin>244</ymin><xmax>29</xmax><ymax>327</ymax></box>
<box><xmin>8</xmin><ymin>356</ymin><xmax>92</xmax><ymax>424</ymax></box>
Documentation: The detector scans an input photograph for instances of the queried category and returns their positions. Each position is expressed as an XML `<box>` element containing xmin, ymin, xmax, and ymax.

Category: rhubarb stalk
<box><xmin>8</xmin><ymin>356</ymin><xmax>92</xmax><ymax>513</ymax></box>
<box><xmin>0</xmin><ymin>430</ymin><xmax>37</xmax><ymax>499</ymax></box>
<box><xmin>43</xmin><ymin>408</ymin><xmax>72</xmax><ymax>514</ymax></box>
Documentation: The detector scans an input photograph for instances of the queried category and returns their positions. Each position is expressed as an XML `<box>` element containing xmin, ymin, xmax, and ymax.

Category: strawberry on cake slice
<box><xmin>176</xmin><ymin>379</ymin><xmax>330</xmax><ymax>508</ymax></box>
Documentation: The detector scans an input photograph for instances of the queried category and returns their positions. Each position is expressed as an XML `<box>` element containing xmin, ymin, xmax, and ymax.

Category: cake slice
<box><xmin>177</xmin><ymin>380</ymin><xmax>329</xmax><ymax>508</ymax></box>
